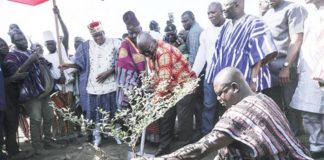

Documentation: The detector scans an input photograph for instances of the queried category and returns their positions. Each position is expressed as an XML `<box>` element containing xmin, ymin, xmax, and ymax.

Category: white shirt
<box><xmin>192</xmin><ymin>25</ymin><xmax>222</xmax><ymax>78</ymax></box>
<box><xmin>290</xmin><ymin>6</ymin><xmax>324</xmax><ymax>114</ymax></box>
<box><xmin>298</xmin><ymin>6</ymin><xmax>324</xmax><ymax>73</ymax></box>
<box><xmin>86</xmin><ymin>38</ymin><xmax>119</xmax><ymax>95</ymax></box>
<box><xmin>44</xmin><ymin>44</ymin><xmax>75</xmax><ymax>92</ymax></box>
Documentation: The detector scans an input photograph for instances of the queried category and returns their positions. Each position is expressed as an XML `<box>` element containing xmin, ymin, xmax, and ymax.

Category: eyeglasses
<box><xmin>216</xmin><ymin>83</ymin><xmax>232</xmax><ymax>97</ymax></box>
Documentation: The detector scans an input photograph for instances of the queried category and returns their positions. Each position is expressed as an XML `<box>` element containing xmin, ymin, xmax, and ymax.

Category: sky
<box><xmin>0</xmin><ymin>0</ymin><xmax>304</xmax><ymax>53</ymax></box>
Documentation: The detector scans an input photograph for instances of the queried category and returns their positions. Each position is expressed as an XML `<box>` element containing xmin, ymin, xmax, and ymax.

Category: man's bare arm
<box><xmin>161</xmin><ymin>130</ymin><xmax>233</xmax><ymax>160</ymax></box>
<box><xmin>279</xmin><ymin>33</ymin><xmax>303</xmax><ymax>85</ymax></box>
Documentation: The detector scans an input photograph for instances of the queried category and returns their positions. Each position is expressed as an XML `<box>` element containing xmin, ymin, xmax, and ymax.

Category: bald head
<box><xmin>223</xmin><ymin>0</ymin><xmax>245</xmax><ymax>20</ymax></box>
<box><xmin>208</xmin><ymin>1</ymin><xmax>223</xmax><ymax>11</ymax></box>
<box><xmin>136</xmin><ymin>32</ymin><xmax>157</xmax><ymax>59</ymax></box>
<box><xmin>208</xmin><ymin>1</ymin><xmax>225</xmax><ymax>27</ymax></box>
<box><xmin>213</xmin><ymin>67</ymin><xmax>246</xmax><ymax>88</ymax></box>
<box><xmin>213</xmin><ymin>67</ymin><xmax>253</xmax><ymax>107</ymax></box>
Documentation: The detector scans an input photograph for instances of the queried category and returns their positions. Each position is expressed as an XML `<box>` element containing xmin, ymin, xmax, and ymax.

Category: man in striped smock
<box><xmin>206</xmin><ymin>0</ymin><xmax>277</xmax><ymax>92</ymax></box>
<box><xmin>161</xmin><ymin>67</ymin><xmax>311</xmax><ymax>160</ymax></box>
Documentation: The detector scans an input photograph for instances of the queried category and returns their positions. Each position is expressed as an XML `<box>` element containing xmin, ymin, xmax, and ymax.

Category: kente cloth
<box><xmin>73</xmin><ymin>38</ymin><xmax>120</xmax><ymax>114</ymax></box>
<box><xmin>215</xmin><ymin>94</ymin><xmax>310</xmax><ymax>159</ymax></box>
<box><xmin>163</xmin><ymin>94</ymin><xmax>311</xmax><ymax>160</ymax></box>
<box><xmin>3</xmin><ymin>49</ymin><xmax>47</xmax><ymax>102</ymax></box>
<box><xmin>116</xmin><ymin>38</ymin><xmax>145</xmax><ymax>108</ymax></box>
<box><xmin>148</xmin><ymin>40</ymin><xmax>196</xmax><ymax>96</ymax></box>
<box><xmin>206</xmin><ymin>14</ymin><xmax>277</xmax><ymax>91</ymax></box>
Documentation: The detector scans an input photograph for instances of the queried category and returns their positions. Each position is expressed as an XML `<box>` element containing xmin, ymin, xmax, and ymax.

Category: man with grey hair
<box><xmin>60</xmin><ymin>21</ymin><xmax>121</xmax><ymax>147</ymax></box>
<box><xmin>160</xmin><ymin>67</ymin><xmax>311</xmax><ymax>160</ymax></box>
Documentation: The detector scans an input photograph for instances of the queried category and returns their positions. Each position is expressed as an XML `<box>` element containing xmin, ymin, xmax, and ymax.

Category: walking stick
<box><xmin>52</xmin><ymin>0</ymin><xmax>65</xmax><ymax>93</ymax></box>
<box><xmin>52</xmin><ymin>0</ymin><xmax>71</xmax><ymax>139</ymax></box>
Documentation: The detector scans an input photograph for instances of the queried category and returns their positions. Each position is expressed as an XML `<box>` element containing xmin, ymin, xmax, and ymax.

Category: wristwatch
<box><xmin>283</xmin><ymin>62</ymin><xmax>289</xmax><ymax>68</ymax></box>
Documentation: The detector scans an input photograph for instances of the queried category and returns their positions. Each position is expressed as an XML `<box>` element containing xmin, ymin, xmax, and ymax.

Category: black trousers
<box><xmin>4</xmin><ymin>84</ymin><xmax>20</xmax><ymax>156</ymax></box>
<box><xmin>159</xmin><ymin>94</ymin><xmax>194</xmax><ymax>149</ymax></box>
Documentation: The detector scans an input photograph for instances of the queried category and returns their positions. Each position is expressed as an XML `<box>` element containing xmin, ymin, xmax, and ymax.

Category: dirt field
<box><xmin>17</xmin><ymin>131</ymin><xmax>217</xmax><ymax>160</ymax></box>
<box><xmin>13</xmin><ymin>127</ymin><xmax>323</xmax><ymax>160</ymax></box>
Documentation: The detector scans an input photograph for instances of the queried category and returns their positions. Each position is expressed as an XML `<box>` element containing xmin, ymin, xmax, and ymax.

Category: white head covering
<box><xmin>88</xmin><ymin>21</ymin><xmax>104</xmax><ymax>35</ymax></box>
<box><xmin>43</xmin><ymin>30</ymin><xmax>55</xmax><ymax>42</ymax></box>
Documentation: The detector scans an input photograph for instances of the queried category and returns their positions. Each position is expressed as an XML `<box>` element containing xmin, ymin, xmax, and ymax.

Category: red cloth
<box><xmin>146</xmin><ymin>121</ymin><xmax>159</xmax><ymax>134</ymax></box>
<box><xmin>19</xmin><ymin>114</ymin><xmax>30</xmax><ymax>139</ymax></box>
<box><xmin>9</xmin><ymin>0</ymin><xmax>48</xmax><ymax>6</ymax></box>
<box><xmin>149</xmin><ymin>40</ymin><xmax>196</xmax><ymax>96</ymax></box>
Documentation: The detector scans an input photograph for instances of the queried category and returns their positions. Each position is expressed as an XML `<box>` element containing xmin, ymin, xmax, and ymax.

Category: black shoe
<box><xmin>311</xmin><ymin>151</ymin><xmax>324</xmax><ymax>159</ymax></box>
<box><xmin>155</xmin><ymin>146</ymin><xmax>170</xmax><ymax>157</ymax></box>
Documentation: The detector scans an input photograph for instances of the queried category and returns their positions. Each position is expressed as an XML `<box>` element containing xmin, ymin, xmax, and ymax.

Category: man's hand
<box><xmin>59</xmin><ymin>63</ymin><xmax>72</xmax><ymax>70</ymax></box>
<box><xmin>318</xmin><ymin>80</ymin><xmax>324</xmax><ymax>89</ymax></box>
<box><xmin>10</xmin><ymin>72</ymin><xmax>28</xmax><ymax>82</ymax></box>
<box><xmin>279</xmin><ymin>67</ymin><xmax>290</xmax><ymax>86</ymax></box>
<box><xmin>96</xmin><ymin>70</ymin><xmax>112</xmax><ymax>83</ymax></box>
<box><xmin>56</xmin><ymin>72</ymin><xmax>66</xmax><ymax>84</ymax></box>
<box><xmin>53</xmin><ymin>5</ymin><xmax>60</xmax><ymax>17</ymax></box>
<box><xmin>29</xmin><ymin>53</ymin><xmax>39</xmax><ymax>63</ymax></box>
<box><xmin>37</xmin><ymin>57</ymin><xmax>47</xmax><ymax>64</ymax></box>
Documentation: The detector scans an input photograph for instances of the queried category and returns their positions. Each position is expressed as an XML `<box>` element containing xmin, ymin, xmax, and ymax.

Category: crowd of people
<box><xmin>0</xmin><ymin>0</ymin><xmax>324</xmax><ymax>159</ymax></box>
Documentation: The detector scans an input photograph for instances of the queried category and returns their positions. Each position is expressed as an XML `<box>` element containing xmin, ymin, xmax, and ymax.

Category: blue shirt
<box><xmin>186</xmin><ymin>22</ymin><xmax>203</xmax><ymax>66</ymax></box>
<box><xmin>0</xmin><ymin>66</ymin><xmax>6</xmax><ymax>111</ymax></box>
<box><xmin>206</xmin><ymin>15</ymin><xmax>277</xmax><ymax>91</ymax></box>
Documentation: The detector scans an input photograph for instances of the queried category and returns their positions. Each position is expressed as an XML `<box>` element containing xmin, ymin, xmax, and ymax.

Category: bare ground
<box><xmin>14</xmin><ymin>127</ymin><xmax>323</xmax><ymax>160</ymax></box>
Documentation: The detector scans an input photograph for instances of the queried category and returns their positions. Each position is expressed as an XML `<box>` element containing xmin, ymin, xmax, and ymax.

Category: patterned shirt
<box><xmin>3</xmin><ymin>49</ymin><xmax>47</xmax><ymax>102</ymax></box>
<box><xmin>74</xmin><ymin>38</ymin><xmax>120</xmax><ymax>112</ymax></box>
<box><xmin>206</xmin><ymin>15</ymin><xmax>277</xmax><ymax>91</ymax></box>
<box><xmin>186</xmin><ymin>22</ymin><xmax>203</xmax><ymax>66</ymax></box>
<box><xmin>164</xmin><ymin>94</ymin><xmax>311</xmax><ymax>159</ymax></box>
<box><xmin>86</xmin><ymin>38</ymin><xmax>120</xmax><ymax>95</ymax></box>
<box><xmin>149</xmin><ymin>40</ymin><xmax>196</xmax><ymax>96</ymax></box>
<box><xmin>116</xmin><ymin>38</ymin><xmax>146</xmax><ymax>108</ymax></box>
